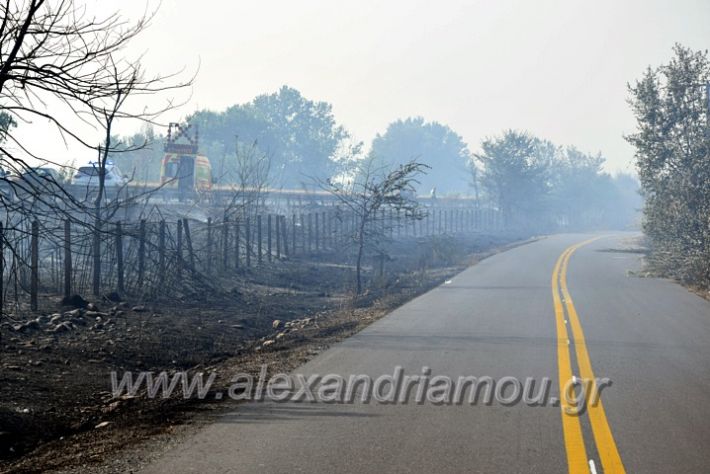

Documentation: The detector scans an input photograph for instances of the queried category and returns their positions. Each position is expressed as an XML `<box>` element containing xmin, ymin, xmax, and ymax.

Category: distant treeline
<box><xmin>109</xmin><ymin>87</ymin><xmax>640</xmax><ymax>231</ymax></box>
<box><xmin>475</xmin><ymin>130</ymin><xmax>640</xmax><ymax>231</ymax></box>
<box><xmin>627</xmin><ymin>44</ymin><xmax>710</xmax><ymax>289</ymax></box>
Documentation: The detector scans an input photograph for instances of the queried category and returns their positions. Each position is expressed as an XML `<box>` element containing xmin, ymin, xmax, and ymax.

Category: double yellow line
<box><xmin>552</xmin><ymin>238</ymin><xmax>625</xmax><ymax>474</ymax></box>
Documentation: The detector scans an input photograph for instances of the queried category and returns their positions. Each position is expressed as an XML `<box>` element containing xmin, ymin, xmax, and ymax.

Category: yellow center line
<box><xmin>560</xmin><ymin>239</ymin><xmax>626</xmax><ymax>474</ymax></box>
<box><xmin>552</xmin><ymin>245</ymin><xmax>588</xmax><ymax>473</ymax></box>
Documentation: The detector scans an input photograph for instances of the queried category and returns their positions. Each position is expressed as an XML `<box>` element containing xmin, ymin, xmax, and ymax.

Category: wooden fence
<box><xmin>0</xmin><ymin>207</ymin><xmax>501</xmax><ymax>312</ymax></box>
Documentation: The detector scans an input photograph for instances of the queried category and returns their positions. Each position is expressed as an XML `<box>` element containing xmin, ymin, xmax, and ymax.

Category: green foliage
<box><xmin>476</xmin><ymin>130</ymin><xmax>640</xmax><ymax>231</ymax></box>
<box><xmin>475</xmin><ymin>130</ymin><xmax>551</xmax><ymax>227</ymax></box>
<box><xmin>190</xmin><ymin>85</ymin><xmax>350</xmax><ymax>188</ymax></box>
<box><xmin>626</xmin><ymin>44</ymin><xmax>710</xmax><ymax>288</ymax></box>
<box><xmin>370</xmin><ymin>117</ymin><xmax>471</xmax><ymax>195</ymax></box>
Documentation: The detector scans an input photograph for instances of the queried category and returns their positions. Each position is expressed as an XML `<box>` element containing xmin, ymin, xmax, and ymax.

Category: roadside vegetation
<box><xmin>627</xmin><ymin>44</ymin><xmax>710</xmax><ymax>291</ymax></box>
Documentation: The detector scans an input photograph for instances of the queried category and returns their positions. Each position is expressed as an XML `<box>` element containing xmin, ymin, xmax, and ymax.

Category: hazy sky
<box><xmin>26</xmin><ymin>0</ymin><xmax>710</xmax><ymax>172</ymax></box>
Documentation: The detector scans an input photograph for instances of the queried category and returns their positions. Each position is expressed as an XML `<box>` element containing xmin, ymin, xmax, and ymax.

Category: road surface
<box><xmin>140</xmin><ymin>233</ymin><xmax>710</xmax><ymax>473</ymax></box>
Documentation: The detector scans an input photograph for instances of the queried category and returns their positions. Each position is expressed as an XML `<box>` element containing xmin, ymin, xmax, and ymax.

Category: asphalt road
<box><xmin>140</xmin><ymin>233</ymin><xmax>710</xmax><ymax>473</ymax></box>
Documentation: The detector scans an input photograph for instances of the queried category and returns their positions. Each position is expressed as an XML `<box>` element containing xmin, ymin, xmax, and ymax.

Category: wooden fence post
<box><xmin>257</xmin><ymin>215</ymin><xmax>263</xmax><ymax>265</ymax></box>
<box><xmin>235</xmin><ymin>218</ymin><xmax>241</xmax><ymax>269</ymax></box>
<box><xmin>159</xmin><ymin>220</ymin><xmax>166</xmax><ymax>281</ymax></box>
<box><xmin>314</xmin><ymin>212</ymin><xmax>320</xmax><ymax>251</ymax></box>
<box><xmin>63</xmin><ymin>220</ymin><xmax>71</xmax><ymax>298</ymax></box>
<box><xmin>292</xmin><ymin>214</ymin><xmax>297</xmax><ymax>256</ymax></box>
<box><xmin>338</xmin><ymin>212</ymin><xmax>343</xmax><ymax>243</ymax></box>
<box><xmin>316</xmin><ymin>212</ymin><xmax>325</xmax><ymax>250</ymax></box>
<box><xmin>281</xmin><ymin>215</ymin><xmax>289</xmax><ymax>257</ymax></box>
<box><xmin>176</xmin><ymin>219</ymin><xmax>183</xmax><ymax>281</ymax></box>
<box><xmin>92</xmin><ymin>218</ymin><xmax>101</xmax><ymax>296</ymax></box>
<box><xmin>30</xmin><ymin>220</ymin><xmax>38</xmax><ymax>310</ymax></box>
<box><xmin>182</xmin><ymin>218</ymin><xmax>196</xmax><ymax>276</ymax></box>
<box><xmin>326</xmin><ymin>212</ymin><xmax>332</xmax><ymax>248</ymax></box>
<box><xmin>115</xmin><ymin>221</ymin><xmax>124</xmax><ymax>294</ymax></box>
<box><xmin>321</xmin><ymin>212</ymin><xmax>326</xmax><ymax>249</ymax></box>
<box><xmin>267</xmin><ymin>214</ymin><xmax>272</xmax><ymax>262</ymax></box>
<box><xmin>206</xmin><ymin>217</ymin><xmax>213</xmax><ymax>274</ymax></box>
<box><xmin>138</xmin><ymin>219</ymin><xmax>146</xmax><ymax>290</ymax></box>
<box><xmin>300</xmin><ymin>214</ymin><xmax>305</xmax><ymax>254</ymax></box>
<box><xmin>222</xmin><ymin>215</ymin><xmax>229</xmax><ymax>271</ymax></box>
<box><xmin>307</xmin><ymin>213</ymin><xmax>313</xmax><ymax>252</ymax></box>
<box><xmin>275</xmin><ymin>214</ymin><xmax>281</xmax><ymax>259</ymax></box>
<box><xmin>246</xmin><ymin>217</ymin><xmax>251</xmax><ymax>268</ymax></box>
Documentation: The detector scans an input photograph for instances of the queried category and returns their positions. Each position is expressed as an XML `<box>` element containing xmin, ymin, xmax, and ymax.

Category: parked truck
<box><xmin>160</xmin><ymin>122</ymin><xmax>212</xmax><ymax>198</ymax></box>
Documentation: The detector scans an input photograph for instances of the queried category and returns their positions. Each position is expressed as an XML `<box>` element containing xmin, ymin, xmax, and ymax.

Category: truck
<box><xmin>160</xmin><ymin>122</ymin><xmax>212</xmax><ymax>198</ymax></box>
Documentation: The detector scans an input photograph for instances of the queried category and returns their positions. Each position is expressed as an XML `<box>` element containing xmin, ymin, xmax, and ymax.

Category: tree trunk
<box><xmin>92</xmin><ymin>216</ymin><xmax>101</xmax><ymax>296</ymax></box>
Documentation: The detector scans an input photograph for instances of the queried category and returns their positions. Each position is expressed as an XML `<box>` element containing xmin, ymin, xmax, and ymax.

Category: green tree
<box><xmin>626</xmin><ymin>44</ymin><xmax>710</xmax><ymax>287</ymax></box>
<box><xmin>190</xmin><ymin>86</ymin><xmax>350</xmax><ymax>188</ymax></box>
<box><xmin>370</xmin><ymin>117</ymin><xmax>471</xmax><ymax>195</ymax></box>
<box><xmin>548</xmin><ymin>147</ymin><xmax>609</xmax><ymax>229</ymax></box>
<box><xmin>475</xmin><ymin>130</ymin><xmax>551</xmax><ymax>228</ymax></box>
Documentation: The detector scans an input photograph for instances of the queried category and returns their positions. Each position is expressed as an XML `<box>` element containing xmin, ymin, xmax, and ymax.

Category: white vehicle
<box><xmin>71</xmin><ymin>161</ymin><xmax>127</xmax><ymax>188</ymax></box>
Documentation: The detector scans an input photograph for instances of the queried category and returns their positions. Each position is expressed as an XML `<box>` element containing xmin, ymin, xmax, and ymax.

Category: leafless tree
<box><xmin>0</xmin><ymin>0</ymin><xmax>190</xmax><ymax>200</ymax></box>
<box><xmin>222</xmin><ymin>137</ymin><xmax>272</xmax><ymax>220</ymax></box>
<box><xmin>320</xmin><ymin>157</ymin><xmax>428</xmax><ymax>295</ymax></box>
<box><xmin>0</xmin><ymin>0</ymin><xmax>192</xmax><ymax>302</ymax></box>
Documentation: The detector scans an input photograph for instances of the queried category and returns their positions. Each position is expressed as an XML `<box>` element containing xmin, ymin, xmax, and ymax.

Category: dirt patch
<box><xmin>0</xmin><ymin>232</ymin><xmax>527</xmax><ymax>474</ymax></box>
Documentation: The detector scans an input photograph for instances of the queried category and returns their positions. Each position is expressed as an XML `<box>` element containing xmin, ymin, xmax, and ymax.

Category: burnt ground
<box><xmin>0</xmin><ymin>232</ymin><xmax>530</xmax><ymax>474</ymax></box>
